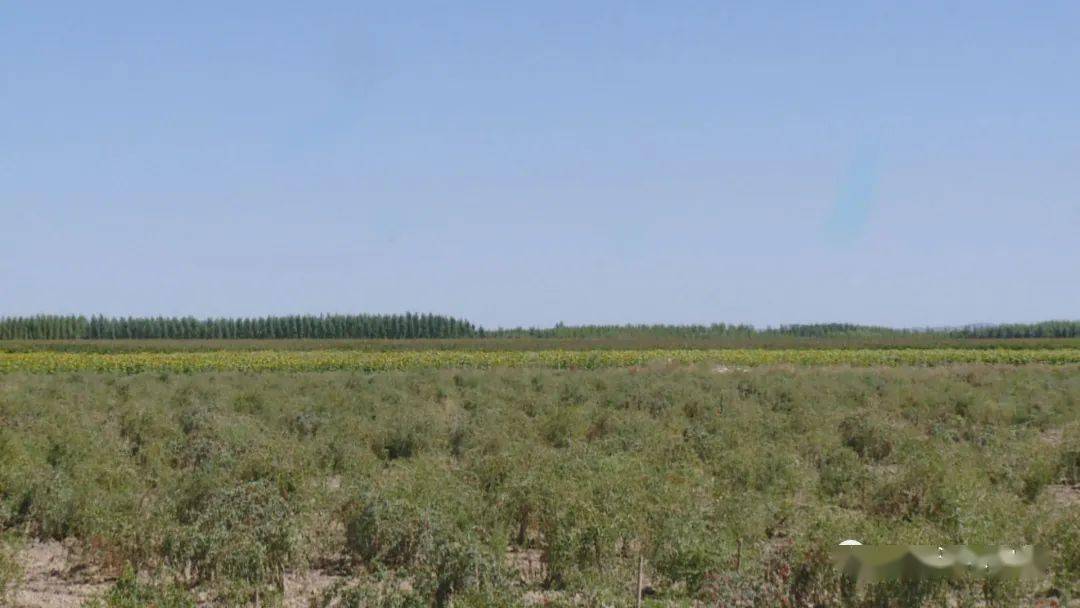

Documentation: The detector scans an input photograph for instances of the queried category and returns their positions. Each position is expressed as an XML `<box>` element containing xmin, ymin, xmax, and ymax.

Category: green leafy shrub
<box><xmin>0</xmin><ymin>537</ymin><xmax>21</xmax><ymax>604</ymax></box>
<box><xmin>343</xmin><ymin>465</ymin><xmax>506</xmax><ymax>607</ymax></box>
<box><xmin>313</xmin><ymin>577</ymin><xmax>428</xmax><ymax>608</ymax></box>
<box><xmin>1021</xmin><ymin>453</ymin><xmax>1058</xmax><ymax>502</ymax></box>
<box><xmin>1045</xmin><ymin>510</ymin><xmax>1080</xmax><ymax>600</ymax></box>
<box><xmin>539</xmin><ymin>406</ymin><xmax>582</xmax><ymax>449</ymax></box>
<box><xmin>84</xmin><ymin>564</ymin><xmax>195</xmax><ymax>608</ymax></box>
<box><xmin>164</xmin><ymin>479</ymin><xmax>296</xmax><ymax>598</ymax></box>
<box><xmin>839</xmin><ymin>414</ymin><xmax>893</xmax><ymax>461</ymax></box>
<box><xmin>869</xmin><ymin>459</ymin><xmax>947</xmax><ymax>523</ymax></box>
<box><xmin>371</xmin><ymin>415</ymin><xmax>431</xmax><ymax>461</ymax></box>
<box><xmin>1059</xmin><ymin>426</ymin><xmax>1080</xmax><ymax>485</ymax></box>
<box><xmin>0</xmin><ymin>365</ymin><xmax>1075</xmax><ymax>605</ymax></box>
<box><xmin>817</xmin><ymin>446</ymin><xmax>867</xmax><ymax>503</ymax></box>
<box><xmin>650</xmin><ymin>516</ymin><xmax>727</xmax><ymax>593</ymax></box>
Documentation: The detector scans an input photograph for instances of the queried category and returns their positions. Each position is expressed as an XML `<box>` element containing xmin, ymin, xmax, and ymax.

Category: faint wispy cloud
<box><xmin>824</xmin><ymin>144</ymin><xmax>879</xmax><ymax>246</ymax></box>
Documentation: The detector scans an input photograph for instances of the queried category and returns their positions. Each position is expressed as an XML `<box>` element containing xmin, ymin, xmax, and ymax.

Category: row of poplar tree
<box><xmin>947</xmin><ymin>320</ymin><xmax>1080</xmax><ymax>339</ymax></box>
<box><xmin>0</xmin><ymin>314</ymin><xmax>480</xmax><ymax>340</ymax></box>
<box><xmin>1</xmin><ymin>315</ymin><xmax>1077</xmax><ymax>341</ymax></box>
<box><xmin>489</xmin><ymin>321</ymin><xmax>1080</xmax><ymax>339</ymax></box>
<box><xmin>490</xmin><ymin>322</ymin><xmax>759</xmax><ymax>339</ymax></box>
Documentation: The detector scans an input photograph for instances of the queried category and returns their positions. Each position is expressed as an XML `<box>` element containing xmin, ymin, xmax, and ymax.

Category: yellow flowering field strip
<box><xmin>0</xmin><ymin>348</ymin><xmax>1077</xmax><ymax>373</ymax></box>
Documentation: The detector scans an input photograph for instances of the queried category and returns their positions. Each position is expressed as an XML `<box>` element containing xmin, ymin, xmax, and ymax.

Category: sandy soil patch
<box><xmin>12</xmin><ymin>541</ymin><xmax>110</xmax><ymax>608</ymax></box>
<box><xmin>9</xmin><ymin>539</ymin><xmax>349</xmax><ymax>608</ymax></box>
<box><xmin>1045</xmin><ymin>483</ymin><xmax>1080</xmax><ymax>508</ymax></box>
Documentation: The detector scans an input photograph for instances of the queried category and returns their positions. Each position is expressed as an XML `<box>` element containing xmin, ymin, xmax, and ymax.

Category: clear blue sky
<box><xmin>3</xmin><ymin>2</ymin><xmax>1077</xmax><ymax>329</ymax></box>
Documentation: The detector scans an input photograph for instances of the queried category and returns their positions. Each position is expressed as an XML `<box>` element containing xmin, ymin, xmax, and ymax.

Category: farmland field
<box><xmin>1</xmin><ymin>354</ymin><xmax>1078</xmax><ymax>607</ymax></box>
<box><xmin>4</xmin><ymin>337</ymin><xmax>1080</xmax><ymax>353</ymax></box>
<box><xmin>1</xmin><ymin>347</ymin><xmax>1080</xmax><ymax>374</ymax></box>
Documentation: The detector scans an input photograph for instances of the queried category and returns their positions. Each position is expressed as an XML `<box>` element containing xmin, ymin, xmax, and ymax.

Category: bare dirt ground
<box><xmin>11</xmin><ymin>541</ymin><xmax>109</xmax><ymax>608</ymax></box>
<box><xmin>1046</xmin><ymin>483</ymin><xmax>1080</xmax><ymax>508</ymax></box>
<box><xmin>1040</xmin><ymin>428</ymin><xmax>1064</xmax><ymax>448</ymax></box>
<box><xmin>506</xmin><ymin>547</ymin><xmax>545</xmax><ymax>586</ymax></box>
<box><xmin>8</xmin><ymin>543</ymin><xmax>558</xmax><ymax>607</ymax></box>
<box><xmin>280</xmin><ymin>570</ymin><xmax>343</xmax><ymax>608</ymax></box>
<box><xmin>7</xmin><ymin>541</ymin><xmax>345</xmax><ymax>608</ymax></box>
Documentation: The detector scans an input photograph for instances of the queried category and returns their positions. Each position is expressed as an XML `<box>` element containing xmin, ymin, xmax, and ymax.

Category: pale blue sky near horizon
<box><xmin>2</xmin><ymin>2</ymin><xmax>1078</xmax><ymax>329</ymax></box>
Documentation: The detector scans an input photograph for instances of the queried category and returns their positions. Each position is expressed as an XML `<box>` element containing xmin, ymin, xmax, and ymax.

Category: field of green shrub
<box><xmin>1</xmin><ymin>364</ymin><xmax>1078</xmax><ymax>606</ymax></box>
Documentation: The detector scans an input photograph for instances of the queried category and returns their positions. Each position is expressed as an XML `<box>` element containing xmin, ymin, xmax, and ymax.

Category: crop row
<box><xmin>1</xmin><ymin>348</ymin><xmax>1078</xmax><ymax>373</ymax></box>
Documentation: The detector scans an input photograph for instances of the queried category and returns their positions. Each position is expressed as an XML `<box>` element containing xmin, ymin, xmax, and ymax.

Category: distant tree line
<box><xmin>488</xmin><ymin>322</ymin><xmax>912</xmax><ymax>339</ymax></box>
<box><xmin>488</xmin><ymin>321</ymin><xmax>1080</xmax><ymax>340</ymax></box>
<box><xmin>0</xmin><ymin>315</ymin><xmax>1077</xmax><ymax>340</ymax></box>
<box><xmin>488</xmin><ymin>322</ymin><xmax>759</xmax><ymax>339</ymax></box>
<box><xmin>764</xmin><ymin>323</ymin><xmax>906</xmax><ymax>338</ymax></box>
<box><xmin>947</xmin><ymin>320</ymin><xmax>1080</xmax><ymax>339</ymax></box>
<box><xmin>0</xmin><ymin>314</ymin><xmax>479</xmax><ymax>340</ymax></box>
